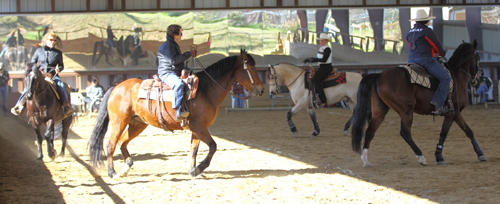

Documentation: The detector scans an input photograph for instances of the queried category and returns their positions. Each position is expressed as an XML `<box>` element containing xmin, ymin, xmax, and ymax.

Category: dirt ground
<box><xmin>1</xmin><ymin>94</ymin><xmax>499</xmax><ymax>204</ymax></box>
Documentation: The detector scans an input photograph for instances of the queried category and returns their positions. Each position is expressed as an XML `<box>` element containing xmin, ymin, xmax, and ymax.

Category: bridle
<box><xmin>193</xmin><ymin>53</ymin><xmax>257</xmax><ymax>98</ymax></box>
<box><xmin>461</xmin><ymin>49</ymin><xmax>480</xmax><ymax>85</ymax></box>
<box><xmin>268</xmin><ymin>64</ymin><xmax>304</xmax><ymax>94</ymax></box>
<box><xmin>26</xmin><ymin>69</ymin><xmax>49</xmax><ymax>101</ymax></box>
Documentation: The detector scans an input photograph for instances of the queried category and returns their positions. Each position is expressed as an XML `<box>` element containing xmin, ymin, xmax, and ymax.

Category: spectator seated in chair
<box><xmin>473</xmin><ymin>70</ymin><xmax>492</xmax><ymax>104</ymax></box>
<box><xmin>84</xmin><ymin>77</ymin><xmax>104</xmax><ymax>113</ymax></box>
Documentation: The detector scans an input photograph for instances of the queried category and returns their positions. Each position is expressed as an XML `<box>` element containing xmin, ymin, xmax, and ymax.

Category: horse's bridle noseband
<box><xmin>268</xmin><ymin>65</ymin><xmax>281</xmax><ymax>94</ymax></box>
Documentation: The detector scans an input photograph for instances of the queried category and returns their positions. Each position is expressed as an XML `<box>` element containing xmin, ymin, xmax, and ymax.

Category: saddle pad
<box><xmin>44</xmin><ymin>77</ymin><xmax>60</xmax><ymax>100</ymax></box>
<box><xmin>304</xmin><ymin>71</ymin><xmax>347</xmax><ymax>89</ymax></box>
<box><xmin>138</xmin><ymin>80</ymin><xmax>174</xmax><ymax>102</ymax></box>
<box><xmin>399</xmin><ymin>64</ymin><xmax>453</xmax><ymax>93</ymax></box>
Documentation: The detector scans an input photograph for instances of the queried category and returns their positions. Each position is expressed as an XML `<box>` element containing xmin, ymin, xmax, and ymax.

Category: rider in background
<box><xmin>0</xmin><ymin>30</ymin><xmax>17</xmax><ymax>58</ymax></box>
<box><xmin>11</xmin><ymin>32</ymin><xmax>73</xmax><ymax>117</ymax></box>
<box><xmin>157</xmin><ymin>24</ymin><xmax>196</xmax><ymax>122</ymax></box>
<box><xmin>406</xmin><ymin>9</ymin><xmax>450</xmax><ymax>116</ymax></box>
<box><xmin>132</xmin><ymin>32</ymin><xmax>142</xmax><ymax>66</ymax></box>
<box><xmin>17</xmin><ymin>28</ymin><xmax>24</xmax><ymax>46</ymax></box>
<box><xmin>107</xmin><ymin>24</ymin><xmax>117</xmax><ymax>61</ymax></box>
<box><xmin>303</xmin><ymin>33</ymin><xmax>333</xmax><ymax>107</ymax></box>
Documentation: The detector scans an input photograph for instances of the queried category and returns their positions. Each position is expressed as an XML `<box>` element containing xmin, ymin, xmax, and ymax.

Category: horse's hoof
<box><xmin>50</xmin><ymin>150</ymin><xmax>57</xmax><ymax>161</ymax></box>
<box><xmin>293</xmin><ymin>131</ymin><xmax>298</xmax><ymax>138</ymax></box>
<box><xmin>419</xmin><ymin>161</ymin><xmax>428</xmax><ymax>166</ymax></box>
<box><xmin>120</xmin><ymin>167</ymin><xmax>131</xmax><ymax>177</ymax></box>
<box><xmin>362</xmin><ymin>163</ymin><xmax>371</xmax><ymax>168</ymax></box>
<box><xmin>478</xmin><ymin>155</ymin><xmax>487</xmax><ymax>162</ymax></box>
<box><xmin>436</xmin><ymin>161</ymin><xmax>446</xmax><ymax>165</ymax></box>
<box><xmin>189</xmin><ymin>167</ymin><xmax>201</xmax><ymax>177</ymax></box>
<box><xmin>343</xmin><ymin>130</ymin><xmax>349</xmax><ymax>135</ymax></box>
<box><xmin>57</xmin><ymin>153</ymin><xmax>65</xmax><ymax>159</ymax></box>
<box><xmin>310</xmin><ymin>134</ymin><xmax>318</xmax><ymax>138</ymax></box>
<box><xmin>36</xmin><ymin>158</ymin><xmax>43</xmax><ymax>163</ymax></box>
<box><xmin>109</xmin><ymin>172</ymin><xmax>120</xmax><ymax>178</ymax></box>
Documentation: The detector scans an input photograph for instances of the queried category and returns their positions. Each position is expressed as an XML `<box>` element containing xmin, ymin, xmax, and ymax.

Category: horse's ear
<box><xmin>473</xmin><ymin>39</ymin><xmax>477</xmax><ymax>49</ymax></box>
<box><xmin>462</xmin><ymin>40</ymin><xmax>465</xmax><ymax>43</ymax></box>
<box><xmin>240</xmin><ymin>49</ymin><xmax>247</xmax><ymax>57</ymax></box>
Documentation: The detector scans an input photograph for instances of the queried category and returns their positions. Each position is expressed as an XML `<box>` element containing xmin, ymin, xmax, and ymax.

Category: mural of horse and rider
<box><xmin>91</xmin><ymin>34</ymin><xmax>157</xmax><ymax>69</ymax></box>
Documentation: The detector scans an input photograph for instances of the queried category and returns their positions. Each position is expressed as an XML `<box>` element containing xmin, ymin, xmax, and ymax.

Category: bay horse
<box><xmin>91</xmin><ymin>35</ymin><xmax>132</xmax><ymax>67</ymax></box>
<box><xmin>89</xmin><ymin>49</ymin><xmax>265</xmax><ymax>178</ymax></box>
<box><xmin>24</xmin><ymin>63</ymin><xmax>74</xmax><ymax>161</ymax></box>
<box><xmin>268</xmin><ymin>63</ymin><xmax>362</xmax><ymax>137</ymax></box>
<box><xmin>351</xmin><ymin>40</ymin><xmax>486</xmax><ymax>167</ymax></box>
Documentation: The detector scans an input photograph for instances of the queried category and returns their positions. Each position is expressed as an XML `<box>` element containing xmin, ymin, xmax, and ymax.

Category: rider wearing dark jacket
<box><xmin>157</xmin><ymin>24</ymin><xmax>196</xmax><ymax>122</ymax></box>
<box><xmin>406</xmin><ymin>9</ymin><xmax>450</xmax><ymax>116</ymax></box>
<box><xmin>11</xmin><ymin>33</ymin><xmax>73</xmax><ymax>117</ymax></box>
<box><xmin>0</xmin><ymin>30</ymin><xmax>17</xmax><ymax>58</ymax></box>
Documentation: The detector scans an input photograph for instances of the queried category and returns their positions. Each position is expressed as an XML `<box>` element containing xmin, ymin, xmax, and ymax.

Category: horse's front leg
<box><xmin>434</xmin><ymin>115</ymin><xmax>455</xmax><ymax>165</ymax></box>
<box><xmin>189</xmin><ymin>127</ymin><xmax>216</xmax><ymax>177</ymax></box>
<box><xmin>453</xmin><ymin>114</ymin><xmax>487</xmax><ymax>162</ymax></box>
<box><xmin>307</xmin><ymin>108</ymin><xmax>320</xmax><ymax>138</ymax></box>
<box><xmin>34</xmin><ymin>126</ymin><xmax>44</xmax><ymax>162</ymax></box>
<box><xmin>399</xmin><ymin>113</ymin><xmax>427</xmax><ymax>166</ymax></box>
<box><xmin>59</xmin><ymin>118</ymin><xmax>72</xmax><ymax>158</ymax></box>
<box><xmin>44</xmin><ymin>120</ymin><xmax>57</xmax><ymax>161</ymax></box>
<box><xmin>287</xmin><ymin>109</ymin><xmax>299</xmax><ymax>137</ymax></box>
<box><xmin>188</xmin><ymin>135</ymin><xmax>201</xmax><ymax>174</ymax></box>
<box><xmin>343</xmin><ymin>117</ymin><xmax>352</xmax><ymax>136</ymax></box>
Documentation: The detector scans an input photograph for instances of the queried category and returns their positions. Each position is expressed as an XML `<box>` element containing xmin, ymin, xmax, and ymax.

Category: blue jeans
<box><xmin>53</xmin><ymin>76</ymin><xmax>69</xmax><ymax>103</ymax></box>
<box><xmin>107</xmin><ymin>39</ymin><xmax>114</xmax><ymax>55</ymax></box>
<box><xmin>159</xmin><ymin>72</ymin><xmax>184</xmax><ymax>116</ymax></box>
<box><xmin>476</xmin><ymin>84</ymin><xmax>488</xmax><ymax>103</ymax></box>
<box><xmin>0</xmin><ymin>86</ymin><xmax>7</xmax><ymax>115</ymax></box>
<box><xmin>409</xmin><ymin>57</ymin><xmax>451</xmax><ymax>108</ymax></box>
<box><xmin>0</xmin><ymin>47</ymin><xmax>8</xmax><ymax>58</ymax></box>
<box><xmin>233</xmin><ymin>94</ymin><xmax>245</xmax><ymax>108</ymax></box>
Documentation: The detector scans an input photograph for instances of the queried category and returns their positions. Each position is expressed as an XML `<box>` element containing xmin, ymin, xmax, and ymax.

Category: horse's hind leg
<box><xmin>307</xmin><ymin>108</ymin><xmax>320</xmax><ymax>138</ymax></box>
<box><xmin>398</xmin><ymin>112</ymin><xmax>427</xmax><ymax>166</ymax></box>
<box><xmin>343</xmin><ymin>117</ymin><xmax>352</xmax><ymax>136</ymax></box>
<box><xmin>188</xmin><ymin>136</ymin><xmax>201</xmax><ymax>173</ymax></box>
<box><xmin>362</xmin><ymin>97</ymin><xmax>390</xmax><ymax>167</ymax></box>
<box><xmin>453</xmin><ymin>114</ymin><xmax>487</xmax><ymax>162</ymax></box>
<box><xmin>119</xmin><ymin>121</ymin><xmax>148</xmax><ymax>177</ymax></box>
<box><xmin>106</xmin><ymin>118</ymin><xmax>130</xmax><ymax>178</ymax></box>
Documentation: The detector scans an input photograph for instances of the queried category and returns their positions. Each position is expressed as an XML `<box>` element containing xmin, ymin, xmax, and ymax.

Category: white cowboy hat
<box><xmin>318</xmin><ymin>33</ymin><xmax>331</xmax><ymax>41</ymax></box>
<box><xmin>410</xmin><ymin>9</ymin><xmax>436</xmax><ymax>21</ymax></box>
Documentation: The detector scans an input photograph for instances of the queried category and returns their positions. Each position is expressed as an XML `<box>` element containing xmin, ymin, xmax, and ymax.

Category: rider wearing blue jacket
<box><xmin>406</xmin><ymin>9</ymin><xmax>450</xmax><ymax>116</ymax></box>
<box><xmin>157</xmin><ymin>24</ymin><xmax>196</xmax><ymax>121</ymax></box>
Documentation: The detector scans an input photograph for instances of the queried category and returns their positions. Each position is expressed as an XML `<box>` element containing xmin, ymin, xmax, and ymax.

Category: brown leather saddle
<box><xmin>137</xmin><ymin>74</ymin><xmax>199</xmax><ymax>127</ymax></box>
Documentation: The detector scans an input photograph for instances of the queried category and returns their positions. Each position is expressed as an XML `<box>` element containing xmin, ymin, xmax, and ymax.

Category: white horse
<box><xmin>268</xmin><ymin>63</ymin><xmax>362</xmax><ymax>138</ymax></box>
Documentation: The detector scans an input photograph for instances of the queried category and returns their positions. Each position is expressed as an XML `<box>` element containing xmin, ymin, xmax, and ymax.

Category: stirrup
<box><xmin>63</xmin><ymin>104</ymin><xmax>74</xmax><ymax>117</ymax></box>
<box><xmin>433</xmin><ymin>106</ymin><xmax>451</xmax><ymax>116</ymax></box>
<box><xmin>11</xmin><ymin>105</ymin><xmax>23</xmax><ymax>116</ymax></box>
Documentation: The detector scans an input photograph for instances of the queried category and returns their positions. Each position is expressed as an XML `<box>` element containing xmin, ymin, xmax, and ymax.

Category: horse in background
<box><xmin>91</xmin><ymin>35</ymin><xmax>133</xmax><ymax>67</ymax></box>
<box><xmin>351</xmin><ymin>40</ymin><xmax>486</xmax><ymax>167</ymax></box>
<box><xmin>89</xmin><ymin>49</ymin><xmax>265</xmax><ymax>178</ymax></box>
<box><xmin>23</xmin><ymin>63</ymin><xmax>74</xmax><ymax>162</ymax></box>
<box><xmin>123</xmin><ymin>50</ymin><xmax>157</xmax><ymax>68</ymax></box>
<box><xmin>268</xmin><ymin>63</ymin><xmax>362</xmax><ymax>138</ymax></box>
<box><xmin>1</xmin><ymin>45</ymin><xmax>29</xmax><ymax>69</ymax></box>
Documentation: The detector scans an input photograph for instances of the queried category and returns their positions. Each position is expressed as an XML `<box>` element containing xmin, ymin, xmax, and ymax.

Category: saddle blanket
<box><xmin>399</xmin><ymin>64</ymin><xmax>453</xmax><ymax>93</ymax></box>
<box><xmin>304</xmin><ymin>71</ymin><xmax>346</xmax><ymax>89</ymax></box>
<box><xmin>44</xmin><ymin>77</ymin><xmax>60</xmax><ymax>100</ymax></box>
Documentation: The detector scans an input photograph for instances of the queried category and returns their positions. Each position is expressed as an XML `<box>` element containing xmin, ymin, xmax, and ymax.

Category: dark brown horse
<box><xmin>351</xmin><ymin>40</ymin><xmax>486</xmax><ymax>167</ymax></box>
<box><xmin>24</xmin><ymin>63</ymin><xmax>74</xmax><ymax>161</ymax></box>
<box><xmin>91</xmin><ymin>35</ymin><xmax>132</xmax><ymax>67</ymax></box>
<box><xmin>89</xmin><ymin>49</ymin><xmax>265</xmax><ymax>178</ymax></box>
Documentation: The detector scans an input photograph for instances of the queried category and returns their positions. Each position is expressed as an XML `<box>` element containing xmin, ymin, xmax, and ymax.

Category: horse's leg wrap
<box><xmin>287</xmin><ymin>110</ymin><xmax>298</xmax><ymax>137</ymax></box>
<box><xmin>435</xmin><ymin>144</ymin><xmax>445</xmax><ymax>165</ymax></box>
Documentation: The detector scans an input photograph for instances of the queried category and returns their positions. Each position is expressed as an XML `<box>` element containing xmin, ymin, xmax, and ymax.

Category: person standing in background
<box><xmin>0</xmin><ymin>62</ymin><xmax>10</xmax><ymax>116</ymax></box>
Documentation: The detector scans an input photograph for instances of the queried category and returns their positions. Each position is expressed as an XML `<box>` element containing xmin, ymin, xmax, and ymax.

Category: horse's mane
<box><xmin>447</xmin><ymin>42</ymin><xmax>474</xmax><ymax>73</ymax></box>
<box><xmin>196</xmin><ymin>53</ymin><xmax>255</xmax><ymax>97</ymax></box>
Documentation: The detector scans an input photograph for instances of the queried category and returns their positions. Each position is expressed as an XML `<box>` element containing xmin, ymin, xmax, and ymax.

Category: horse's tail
<box><xmin>91</xmin><ymin>41</ymin><xmax>99</xmax><ymax>66</ymax></box>
<box><xmin>351</xmin><ymin>73</ymin><xmax>380</xmax><ymax>153</ymax></box>
<box><xmin>88</xmin><ymin>86</ymin><xmax>114</xmax><ymax>168</ymax></box>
